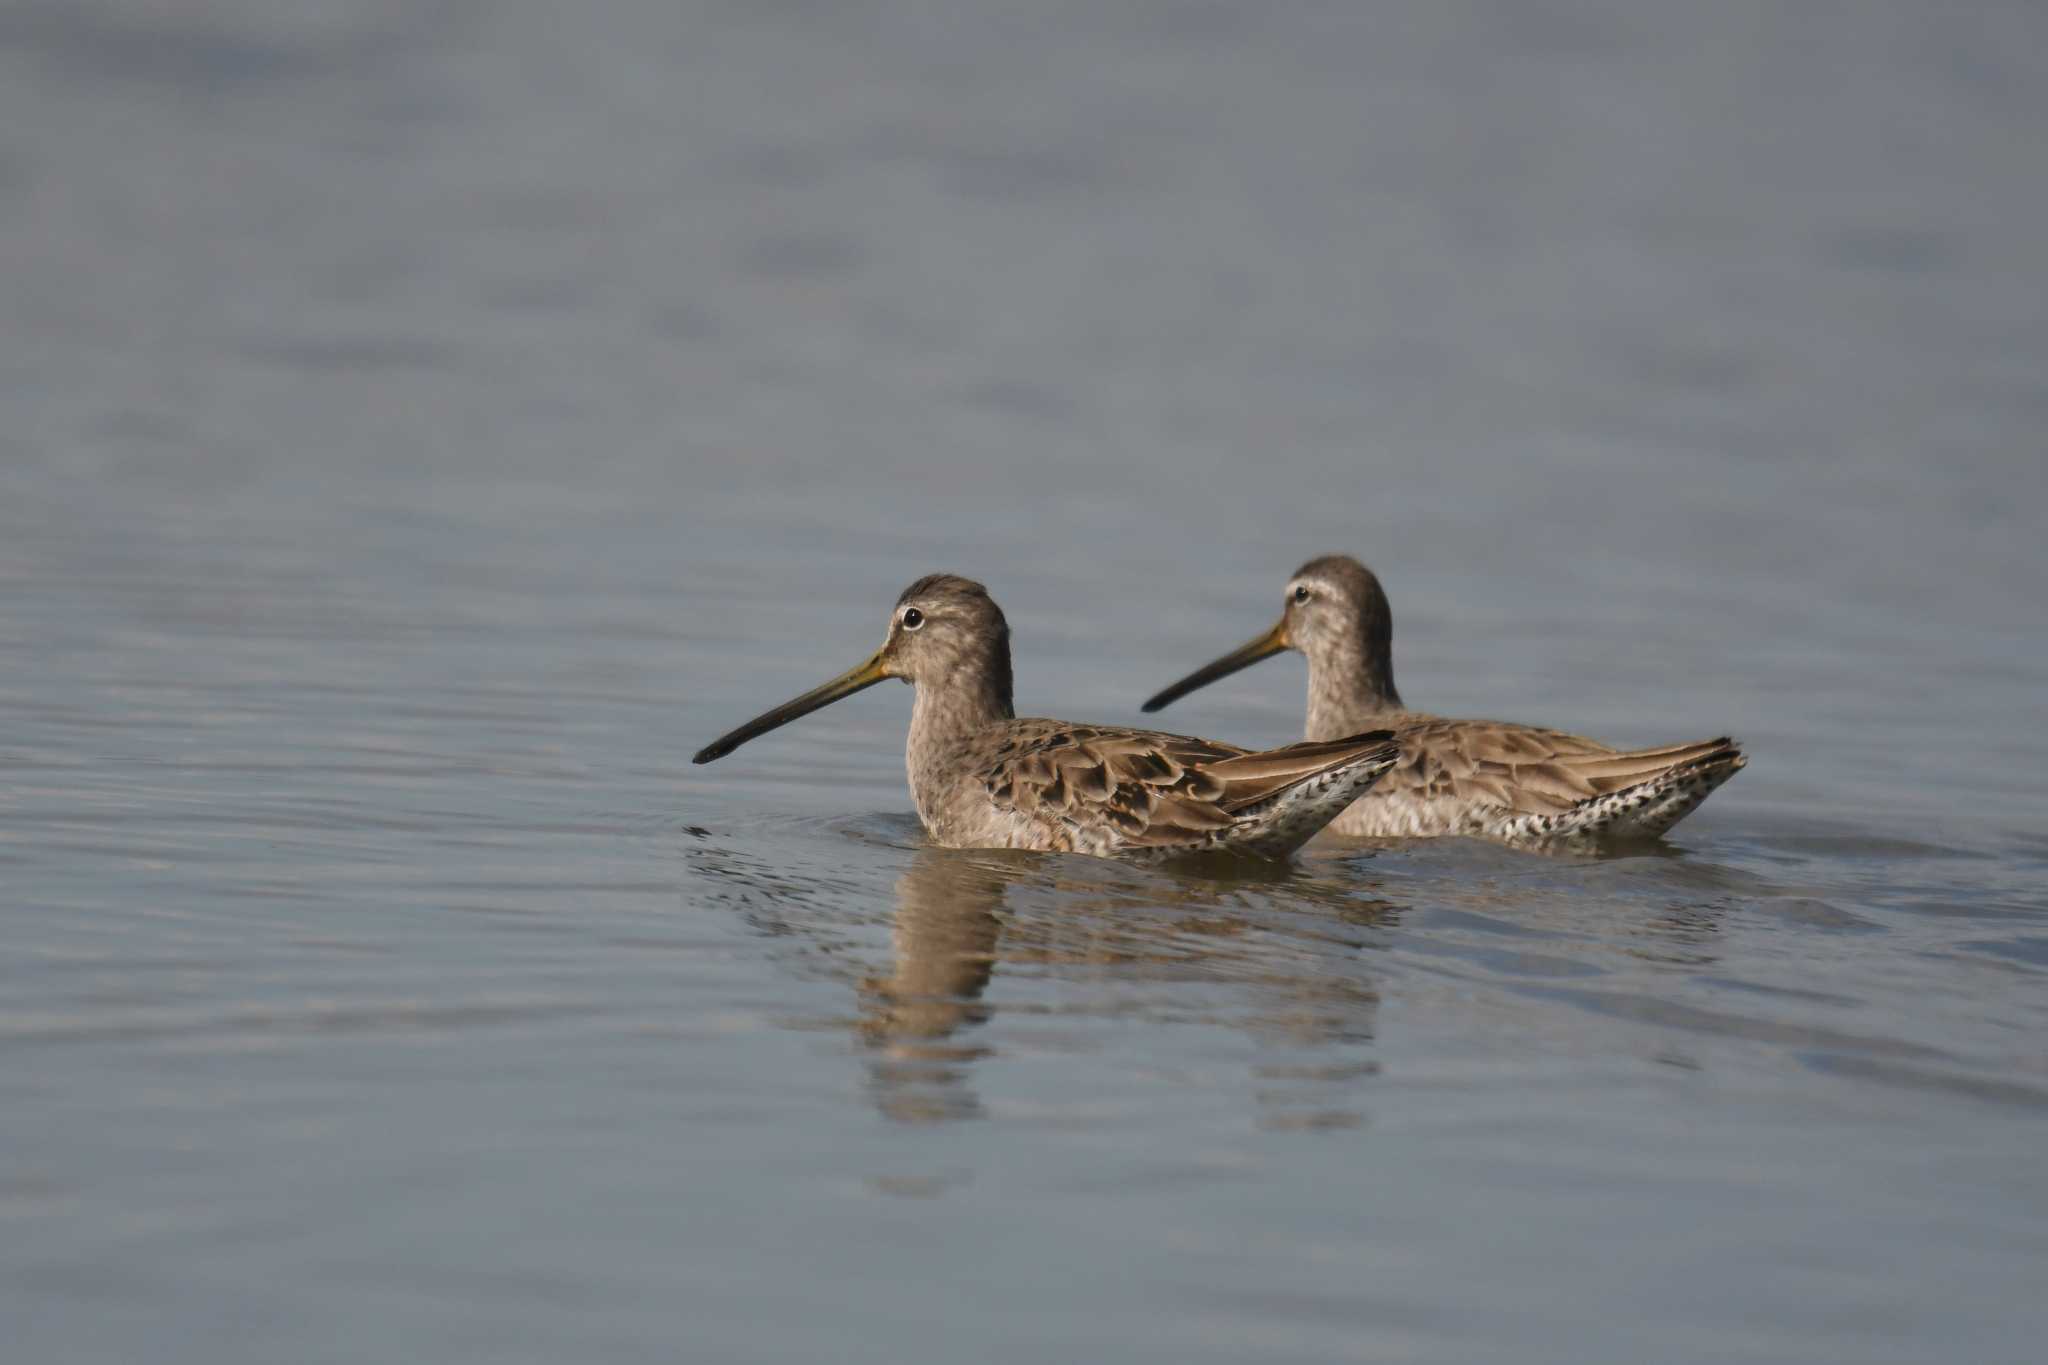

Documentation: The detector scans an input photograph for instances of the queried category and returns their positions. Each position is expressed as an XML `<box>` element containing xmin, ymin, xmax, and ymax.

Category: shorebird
<box><xmin>1141</xmin><ymin>555</ymin><xmax>1745</xmax><ymax>843</ymax></box>
<box><xmin>692</xmin><ymin>574</ymin><xmax>1398</xmax><ymax>859</ymax></box>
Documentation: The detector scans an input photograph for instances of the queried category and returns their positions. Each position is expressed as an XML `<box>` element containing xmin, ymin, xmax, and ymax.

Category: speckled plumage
<box><xmin>695</xmin><ymin>574</ymin><xmax>1400</xmax><ymax>859</ymax></box>
<box><xmin>1143</xmin><ymin>555</ymin><xmax>1745</xmax><ymax>844</ymax></box>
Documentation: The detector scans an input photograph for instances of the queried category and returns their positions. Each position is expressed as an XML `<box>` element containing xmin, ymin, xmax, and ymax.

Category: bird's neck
<box><xmin>1304</xmin><ymin>641</ymin><xmax>1401</xmax><ymax>741</ymax></box>
<box><xmin>905</xmin><ymin>654</ymin><xmax>1014</xmax><ymax>824</ymax></box>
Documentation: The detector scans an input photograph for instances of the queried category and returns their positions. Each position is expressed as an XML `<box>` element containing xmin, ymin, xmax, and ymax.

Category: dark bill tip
<box><xmin>1140</xmin><ymin>621</ymin><xmax>1289</xmax><ymax>713</ymax></box>
<box><xmin>690</xmin><ymin>652</ymin><xmax>889</xmax><ymax>765</ymax></box>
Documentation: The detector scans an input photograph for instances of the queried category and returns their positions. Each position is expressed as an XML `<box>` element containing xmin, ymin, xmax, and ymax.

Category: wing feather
<box><xmin>1385</xmin><ymin>720</ymin><xmax>1741</xmax><ymax>817</ymax></box>
<box><xmin>983</xmin><ymin>723</ymin><xmax>1395</xmax><ymax>848</ymax></box>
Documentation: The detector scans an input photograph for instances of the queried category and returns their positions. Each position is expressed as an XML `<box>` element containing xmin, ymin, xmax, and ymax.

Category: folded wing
<box><xmin>986</xmin><ymin>723</ymin><xmax>1401</xmax><ymax>849</ymax></box>
<box><xmin>1394</xmin><ymin>721</ymin><xmax>1743</xmax><ymax>817</ymax></box>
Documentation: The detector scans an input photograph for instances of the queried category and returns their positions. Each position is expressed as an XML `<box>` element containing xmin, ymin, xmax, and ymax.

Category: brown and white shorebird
<box><xmin>1141</xmin><ymin>555</ymin><xmax>1745</xmax><ymax>843</ymax></box>
<box><xmin>693</xmin><ymin>574</ymin><xmax>1400</xmax><ymax>859</ymax></box>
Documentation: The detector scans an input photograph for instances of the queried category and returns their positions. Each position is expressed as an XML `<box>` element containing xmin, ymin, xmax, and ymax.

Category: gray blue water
<box><xmin>5</xmin><ymin>2</ymin><xmax>2047</xmax><ymax>1360</ymax></box>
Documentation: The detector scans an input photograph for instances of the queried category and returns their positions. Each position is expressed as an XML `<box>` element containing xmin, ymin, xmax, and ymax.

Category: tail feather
<box><xmin>1221</xmin><ymin>731</ymin><xmax>1403</xmax><ymax>857</ymax></box>
<box><xmin>1557</xmin><ymin>740</ymin><xmax>1737</xmax><ymax>794</ymax></box>
<box><xmin>1545</xmin><ymin>742</ymin><xmax>1747</xmax><ymax>841</ymax></box>
<box><xmin>1207</xmin><ymin>731</ymin><xmax>1402</xmax><ymax>813</ymax></box>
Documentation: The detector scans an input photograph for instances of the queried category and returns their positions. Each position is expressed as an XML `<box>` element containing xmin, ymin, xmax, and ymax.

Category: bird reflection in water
<box><xmin>857</xmin><ymin>852</ymin><xmax>1009</xmax><ymax>1124</ymax></box>
<box><xmin>857</xmin><ymin>848</ymin><xmax>1402</xmax><ymax>1129</ymax></box>
<box><xmin>685</xmin><ymin>827</ymin><xmax>1729</xmax><ymax>1133</ymax></box>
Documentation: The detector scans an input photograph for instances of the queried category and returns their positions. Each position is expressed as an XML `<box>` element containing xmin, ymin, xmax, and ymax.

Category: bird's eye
<box><xmin>1292</xmin><ymin>586</ymin><xmax>1311</xmax><ymax>604</ymax></box>
<box><xmin>901</xmin><ymin>607</ymin><xmax>924</xmax><ymax>630</ymax></box>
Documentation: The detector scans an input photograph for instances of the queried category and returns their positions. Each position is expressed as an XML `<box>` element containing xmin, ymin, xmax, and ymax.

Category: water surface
<box><xmin>4</xmin><ymin>3</ymin><xmax>2046</xmax><ymax>1361</ymax></box>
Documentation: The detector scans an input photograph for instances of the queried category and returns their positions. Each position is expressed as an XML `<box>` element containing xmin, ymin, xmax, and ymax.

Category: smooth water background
<box><xmin>5</xmin><ymin>2</ymin><xmax>2047</xmax><ymax>1361</ymax></box>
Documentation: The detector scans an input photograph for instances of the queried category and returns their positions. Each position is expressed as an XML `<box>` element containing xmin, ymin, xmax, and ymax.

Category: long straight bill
<box><xmin>1139</xmin><ymin>620</ymin><xmax>1289</xmax><ymax>714</ymax></box>
<box><xmin>692</xmin><ymin>651</ymin><xmax>890</xmax><ymax>763</ymax></box>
